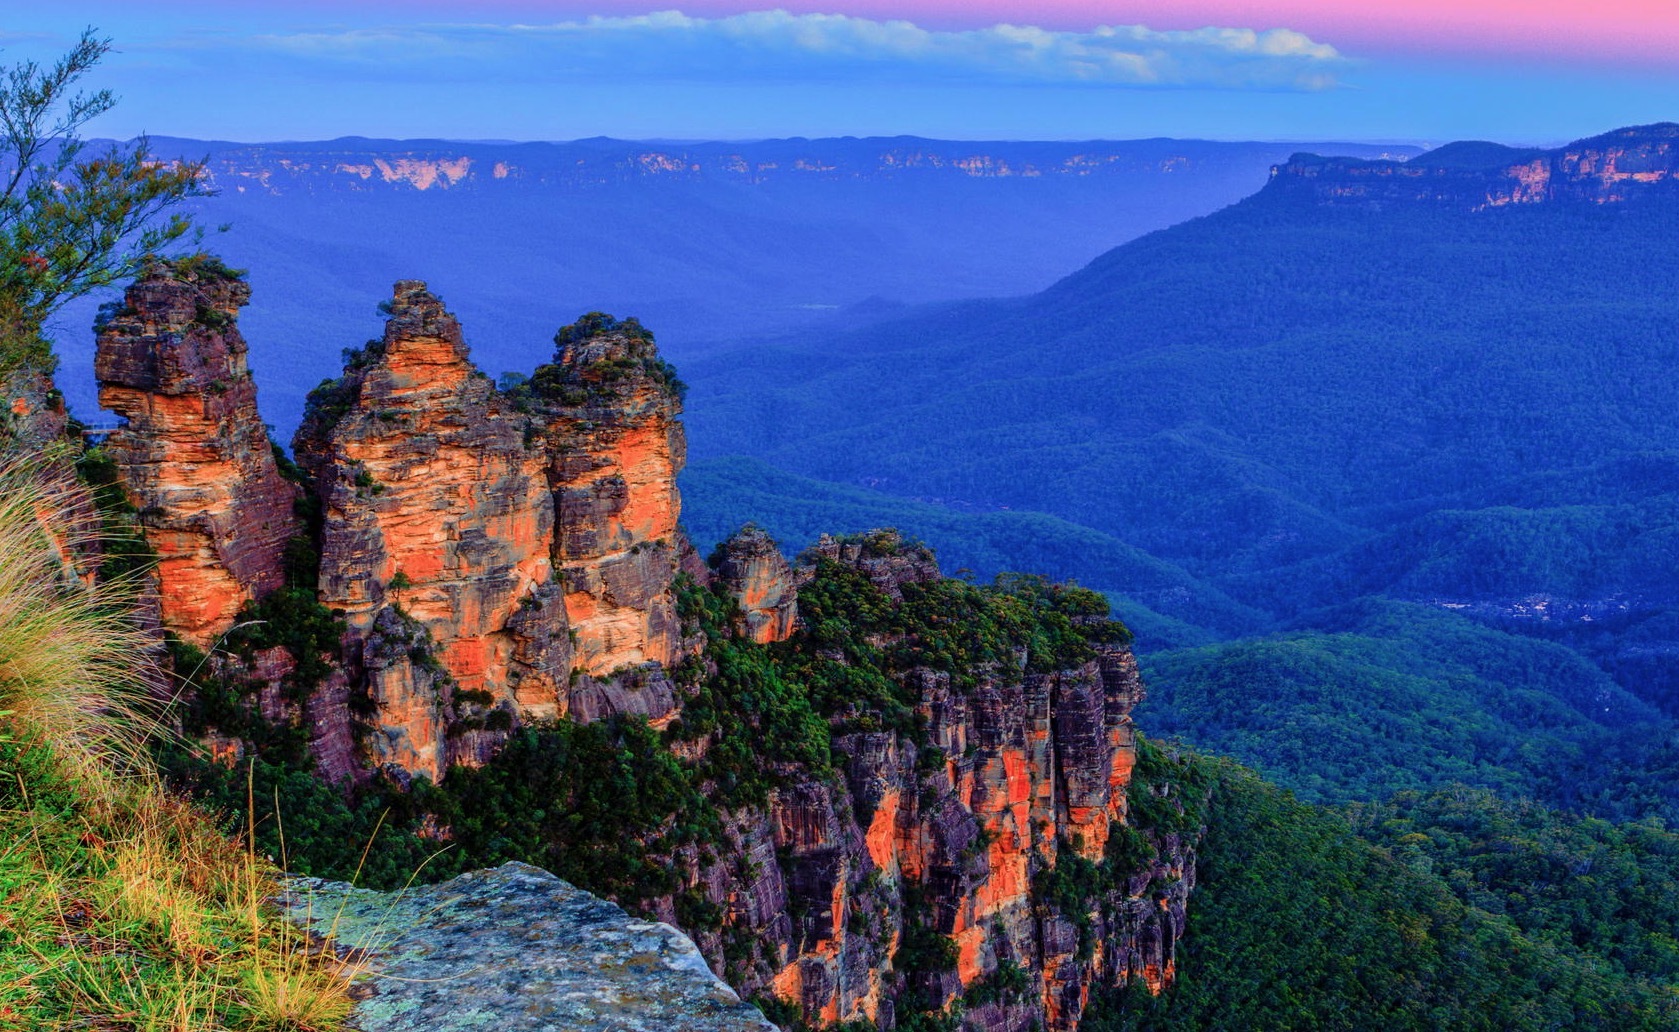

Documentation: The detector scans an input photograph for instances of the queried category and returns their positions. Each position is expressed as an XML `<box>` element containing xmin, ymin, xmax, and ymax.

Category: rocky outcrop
<box><xmin>671</xmin><ymin>534</ymin><xmax>1194</xmax><ymax>1032</ymax></box>
<box><xmin>714</xmin><ymin>525</ymin><xmax>799</xmax><ymax>643</ymax></box>
<box><xmin>1270</xmin><ymin>122</ymin><xmax>1679</xmax><ymax>211</ymax></box>
<box><xmin>293</xmin><ymin>281</ymin><xmax>569</xmax><ymax>781</ymax></box>
<box><xmin>96</xmin><ymin>277</ymin><xmax>703</xmax><ymax>783</ymax></box>
<box><xmin>2</xmin><ymin>369</ymin><xmax>69</xmax><ymax>454</ymax></box>
<box><xmin>529</xmin><ymin>314</ymin><xmax>688</xmax><ymax>676</ymax></box>
<box><xmin>805</xmin><ymin>530</ymin><xmax>941</xmax><ymax>601</ymax></box>
<box><xmin>93</xmin><ymin>269</ymin><xmax>1199</xmax><ymax>1030</ymax></box>
<box><xmin>1</xmin><ymin>369</ymin><xmax>106</xmax><ymax>589</ymax></box>
<box><xmin>283</xmin><ymin>862</ymin><xmax>776</xmax><ymax>1032</ymax></box>
<box><xmin>94</xmin><ymin>259</ymin><xmax>297</xmax><ymax>646</ymax></box>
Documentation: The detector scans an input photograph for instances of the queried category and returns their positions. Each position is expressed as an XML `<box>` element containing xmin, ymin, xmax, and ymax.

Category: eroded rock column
<box><xmin>529</xmin><ymin>313</ymin><xmax>688</xmax><ymax>675</ymax></box>
<box><xmin>294</xmin><ymin>280</ymin><xmax>570</xmax><ymax>780</ymax></box>
<box><xmin>95</xmin><ymin>259</ymin><xmax>297</xmax><ymax>646</ymax></box>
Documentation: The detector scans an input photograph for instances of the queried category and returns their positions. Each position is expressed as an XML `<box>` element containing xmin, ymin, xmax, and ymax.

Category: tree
<box><xmin>0</xmin><ymin>28</ymin><xmax>207</xmax><ymax>375</ymax></box>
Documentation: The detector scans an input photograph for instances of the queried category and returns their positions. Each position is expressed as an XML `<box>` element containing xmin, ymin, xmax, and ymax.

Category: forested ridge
<box><xmin>669</xmin><ymin>132</ymin><xmax>1679</xmax><ymax>1024</ymax></box>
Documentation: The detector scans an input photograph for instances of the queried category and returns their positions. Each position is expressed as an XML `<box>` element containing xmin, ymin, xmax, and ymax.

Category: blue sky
<box><xmin>5</xmin><ymin>3</ymin><xmax>1678</xmax><ymax>144</ymax></box>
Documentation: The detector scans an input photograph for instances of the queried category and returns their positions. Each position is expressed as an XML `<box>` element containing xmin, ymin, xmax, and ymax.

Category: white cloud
<box><xmin>236</xmin><ymin>10</ymin><xmax>1349</xmax><ymax>91</ymax></box>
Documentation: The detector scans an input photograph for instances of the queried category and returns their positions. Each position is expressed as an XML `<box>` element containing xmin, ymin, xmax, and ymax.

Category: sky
<box><xmin>4</xmin><ymin>2</ymin><xmax>1678</xmax><ymax>145</ymax></box>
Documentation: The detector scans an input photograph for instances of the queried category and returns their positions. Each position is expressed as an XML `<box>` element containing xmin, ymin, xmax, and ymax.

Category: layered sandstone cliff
<box><xmin>94</xmin><ymin>259</ymin><xmax>297</xmax><ymax>646</ymax></box>
<box><xmin>93</xmin><ymin>270</ymin><xmax>1196</xmax><ymax>1030</ymax></box>
<box><xmin>714</xmin><ymin>525</ymin><xmax>799</xmax><ymax>644</ymax></box>
<box><xmin>292</xmin><ymin>281</ymin><xmax>569</xmax><ymax>780</ymax></box>
<box><xmin>97</xmin><ymin>276</ymin><xmax>700</xmax><ymax>783</ymax></box>
<box><xmin>662</xmin><ymin>533</ymin><xmax>1193</xmax><ymax>1032</ymax></box>
<box><xmin>526</xmin><ymin>313</ymin><xmax>688</xmax><ymax>676</ymax></box>
<box><xmin>1270</xmin><ymin>122</ymin><xmax>1679</xmax><ymax>211</ymax></box>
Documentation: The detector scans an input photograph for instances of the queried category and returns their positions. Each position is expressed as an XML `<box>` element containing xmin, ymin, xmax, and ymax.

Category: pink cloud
<box><xmin>135</xmin><ymin>1</ymin><xmax>1679</xmax><ymax>67</ymax></box>
<box><xmin>429</xmin><ymin>1</ymin><xmax>1679</xmax><ymax>66</ymax></box>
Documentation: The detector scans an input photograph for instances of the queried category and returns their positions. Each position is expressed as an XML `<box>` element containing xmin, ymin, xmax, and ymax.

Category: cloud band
<box><xmin>243</xmin><ymin>9</ymin><xmax>1348</xmax><ymax>91</ymax></box>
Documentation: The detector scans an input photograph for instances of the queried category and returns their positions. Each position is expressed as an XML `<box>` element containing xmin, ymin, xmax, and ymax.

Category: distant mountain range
<box><xmin>679</xmin><ymin>122</ymin><xmax>1679</xmax><ymax>660</ymax></box>
<box><xmin>50</xmin><ymin>134</ymin><xmax>1417</xmax><ymax>429</ymax></box>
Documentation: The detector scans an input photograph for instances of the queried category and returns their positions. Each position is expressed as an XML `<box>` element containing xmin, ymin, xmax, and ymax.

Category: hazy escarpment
<box><xmin>49</xmin><ymin>135</ymin><xmax>1421</xmax><ymax>432</ymax></box>
<box><xmin>679</xmin><ymin>121</ymin><xmax>1679</xmax><ymax>645</ymax></box>
<box><xmin>1267</xmin><ymin>122</ymin><xmax>1679</xmax><ymax>210</ymax></box>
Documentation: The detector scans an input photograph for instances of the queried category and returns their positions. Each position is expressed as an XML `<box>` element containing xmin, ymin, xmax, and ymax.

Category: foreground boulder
<box><xmin>284</xmin><ymin>862</ymin><xmax>775</xmax><ymax>1032</ymax></box>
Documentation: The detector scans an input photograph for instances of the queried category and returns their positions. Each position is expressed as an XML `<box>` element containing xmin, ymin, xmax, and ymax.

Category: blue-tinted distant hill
<box><xmin>679</xmin><ymin>123</ymin><xmax>1679</xmax><ymax>690</ymax></box>
<box><xmin>48</xmin><ymin>134</ymin><xmax>1416</xmax><ymax>429</ymax></box>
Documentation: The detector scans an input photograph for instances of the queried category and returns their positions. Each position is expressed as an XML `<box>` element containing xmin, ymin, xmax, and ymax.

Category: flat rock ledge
<box><xmin>281</xmin><ymin>861</ymin><xmax>776</xmax><ymax>1032</ymax></box>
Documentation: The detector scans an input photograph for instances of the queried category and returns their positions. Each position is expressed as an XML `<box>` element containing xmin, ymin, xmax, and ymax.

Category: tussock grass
<box><xmin>0</xmin><ymin>453</ymin><xmax>158</xmax><ymax>772</ymax></box>
<box><xmin>0</xmin><ymin>456</ymin><xmax>355</xmax><ymax>1031</ymax></box>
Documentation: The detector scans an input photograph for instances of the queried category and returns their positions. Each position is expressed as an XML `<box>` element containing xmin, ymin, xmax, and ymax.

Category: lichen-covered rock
<box><xmin>713</xmin><ymin>525</ymin><xmax>798</xmax><ymax>643</ymax></box>
<box><xmin>283</xmin><ymin>862</ymin><xmax>775</xmax><ymax>1032</ymax></box>
<box><xmin>94</xmin><ymin>259</ymin><xmax>297</xmax><ymax>645</ymax></box>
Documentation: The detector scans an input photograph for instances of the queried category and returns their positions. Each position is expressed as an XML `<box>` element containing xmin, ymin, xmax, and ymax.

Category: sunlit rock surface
<box><xmin>531</xmin><ymin>314</ymin><xmax>689</xmax><ymax>677</ymax></box>
<box><xmin>95</xmin><ymin>260</ymin><xmax>297</xmax><ymax>646</ymax></box>
<box><xmin>713</xmin><ymin>524</ymin><xmax>799</xmax><ymax>643</ymax></box>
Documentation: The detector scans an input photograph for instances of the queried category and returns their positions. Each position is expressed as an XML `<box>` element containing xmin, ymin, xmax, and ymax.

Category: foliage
<box><xmin>963</xmin><ymin>959</ymin><xmax>1032</xmax><ymax>1008</ymax></box>
<box><xmin>73</xmin><ymin>444</ymin><xmax>156</xmax><ymax>585</ymax></box>
<box><xmin>0</xmin><ymin>456</ymin><xmax>156</xmax><ymax>770</ymax></box>
<box><xmin>0</xmin><ymin>458</ymin><xmax>350</xmax><ymax>1030</ymax></box>
<box><xmin>554</xmin><ymin>310</ymin><xmax>655</xmax><ymax>349</ymax></box>
<box><xmin>517</xmin><ymin>310</ymin><xmax>686</xmax><ymax>403</ymax></box>
<box><xmin>0</xmin><ymin>740</ymin><xmax>354</xmax><ymax>1031</ymax></box>
<box><xmin>789</xmin><ymin>551</ymin><xmax>1131</xmax><ymax>705</ymax></box>
<box><xmin>1138</xmin><ymin>599</ymin><xmax>1679</xmax><ymax>822</ymax></box>
<box><xmin>0</xmin><ymin>29</ymin><xmax>207</xmax><ymax>376</ymax></box>
<box><xmin>160</xmin><ymin>748</ymin><xmax>449</xmax><ymax>890</ymax></box>
<box><xmin>297</xmin><ymin>367</ymin><xmax>365</xmax><ymax>445</ymax></box>
<box><xmin>891</xmin><ymin>886</ymin><xmax>960</xmax><ymax>1022</ymax></box>
<box><xmin>225</xmin><ymin>588</ymin><xmax>346</xmax><ymax>698</ymax></box>
<box><xmin>1347</xmin><ymin>786</ymin><xmax>1679</xmax><ymax>985</ymax></box>
<box><xmin>1087</xmin><ymin>758</ymin><xmax>1679</xmax><ymax>1031</ymax></box>
<box><xmin>423</xmin><ymin>717</ymin><xmax>720</xmax><ymax>907</ymax></box>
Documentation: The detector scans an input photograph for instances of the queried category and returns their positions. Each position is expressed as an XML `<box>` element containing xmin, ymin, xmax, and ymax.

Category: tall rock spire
<box><xmin>293</xmin><ymin>280</ymin><xmax>570</xmax><ymax>780</ymax></box>
<box><xmin>94</xmin><ymin>257</ymin><xmax>297</xmax><ymax>647</ymax></box>
<box><xmin>527</xmin><ymin>313</ymin><xmax>689</xmax><ymax>675</ymax></box>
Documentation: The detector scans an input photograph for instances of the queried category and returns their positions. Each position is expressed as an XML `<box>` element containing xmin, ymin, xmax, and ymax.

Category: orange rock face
<box><xmin>92</xmin><ymin>271</ymin><xmax>1195</xmax><ymax>1029</ymax></box>
<box><xmin>713</xmin><ymin>525</ymin><xmax>799</xmax><ymax>643</ymax></box>
<box><xmin>94</xmin><ymin>261</ymin><xmax>298</xmax><ymax>647</ymax></box>
<box><xmin>294</xmin><ymin>281</ymin><xmax>571</xmax><ymax>781</ymax></box>
<box><xmin>748</xmin><ymin>650</ymin><xmax>1181</xmax><ymax>1031</ymax></box>
<box><xmin>529</xmin><ymin>314</ymin><xmax>688</xmax><ymax>675</ymax></box>
<box><xmin>698</xmin><ymin>537</ymin><xmax>1193</xmax><ymax>1032</ymax></box>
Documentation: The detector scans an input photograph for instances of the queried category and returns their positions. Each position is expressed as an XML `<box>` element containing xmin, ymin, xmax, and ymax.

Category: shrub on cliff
<box><xmin>0</xmin><ymin>29</ymin><xmax>206</xmax><ymax>377</ymax></box>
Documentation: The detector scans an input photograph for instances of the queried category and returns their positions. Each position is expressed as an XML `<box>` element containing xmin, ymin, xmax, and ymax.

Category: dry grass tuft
<box><xmin>0</xmin><ymin>454</ymin><xmax>161</xmax><ymax>773</ymax></box>
<box><xmin>0</xmin><ymin>453</ymin><xmax>356</xmax><ymax>1031</ymax></box>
